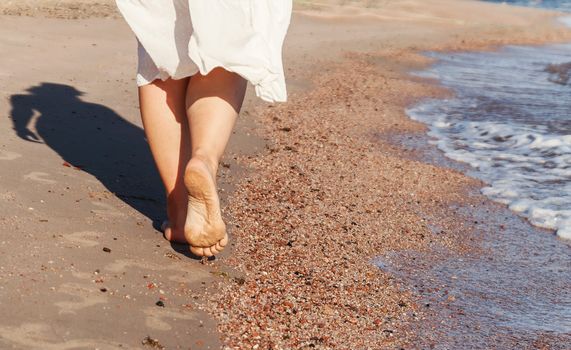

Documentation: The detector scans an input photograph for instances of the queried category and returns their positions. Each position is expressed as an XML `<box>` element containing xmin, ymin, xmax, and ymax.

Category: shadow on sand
<box><xmin>10</xmin><ymin>82</ymin><xmax>219</xmax><ymax>260</ymax></box>
<box><xmin>9</xmin><ymin>82</ymin><xmax>165</xmax><ymax>226</ymax></box>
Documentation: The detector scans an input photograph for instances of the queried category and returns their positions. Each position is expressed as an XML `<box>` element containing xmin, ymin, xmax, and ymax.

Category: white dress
<box><xmin>116</xmin><ymin>0</ymin><xmax>292</xmax><ymax>103</ymax></box>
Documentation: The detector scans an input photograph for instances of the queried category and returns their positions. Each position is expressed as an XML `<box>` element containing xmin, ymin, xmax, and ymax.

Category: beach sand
<box><xmin>0</xmin><ymin>0</ymin><xmax>569</xmax><ymax>348</ymax></box>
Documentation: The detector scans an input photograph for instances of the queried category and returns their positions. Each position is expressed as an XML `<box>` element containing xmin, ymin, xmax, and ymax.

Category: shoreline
<box><xmin>0</xmin><ymin>0</ymin><xmax>569</xmax><ymax>348</ymax></box>
<box><xmin>406</xmin><ymin>41</ymin><xmax>571</xmax><ymax>240</ymax></box>
<box><xmin>201</xmin><ymin>2</ymin><xmax>571</xmax><ymax>349</ymax></box>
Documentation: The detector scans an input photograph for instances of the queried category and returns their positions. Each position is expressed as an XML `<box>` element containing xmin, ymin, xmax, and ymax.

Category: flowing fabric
<box><xmin>116</xmin><ymin>0</ymin><xmax>292</xmax><ymax>102</ymax></box>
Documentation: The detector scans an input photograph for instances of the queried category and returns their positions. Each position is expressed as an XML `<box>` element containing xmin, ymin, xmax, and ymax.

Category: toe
<box><xmin>202</xmin><ymin>247</ymin><xmax>214</xmax><ymax>257</ymax></box>
<box><xmin>209</xmin><ymin>245</ymin><xmax>220</xmax><ymax>255</ymax></box>
<box><xmin>215</xmin><ymin>241</ymin><xmax>224</xmax><ymax>252</ymax></box>
<box><xmin>162</xmin><ymin>221</ymin><xmax>171</xmax><ymax>240</ymax></box>
<box><xmin>163</xmin><ymin>227</ymin><xmax>172</xmax><ymax>241</ymax></box>
<box><xmin>219</xmin><ymin>233</ymin><xmax>229</xmax><ymax>247</ymax></box>
<box><xmin>190</xmin><ymin>246</ymin><xmax>204</xmax><ymax>257</ymax></box>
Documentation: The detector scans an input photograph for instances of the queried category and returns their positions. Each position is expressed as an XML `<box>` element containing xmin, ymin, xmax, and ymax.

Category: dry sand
<box><xmin>0</xmin><ymin>0</ymin><xmax>117</xmax><ymax>18</ymax></box>
<box><xmin>0</xmin><ymin>0</ymin><xmax>569</xmax><ymax>349</ymax></box>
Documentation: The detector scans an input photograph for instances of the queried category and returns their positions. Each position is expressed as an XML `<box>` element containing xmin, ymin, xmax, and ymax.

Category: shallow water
<box><xmin>377</xmin><ymin>1</ymin><xmax>571</xmax><ymax>348</ymax></box>
<box><xmin>408</xmin><ymin>43</ymin><xmax>571</xmax><ymax>238</ymax></box>
<box><xmin>482</xmin><ymin>0</ymin><xmax>571</xmax><ymax>12</ymax></box>
<box><xmin>376</xmin><ymin>201</ymin><xmax>571</xmax><ymax>348</ymax></box>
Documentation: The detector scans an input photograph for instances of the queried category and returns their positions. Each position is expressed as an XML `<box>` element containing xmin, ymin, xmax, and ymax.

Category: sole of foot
<box><xmin>183</xmin><ymin>157</ymin><xmax>228</xmax><ymax>257</ymax></box>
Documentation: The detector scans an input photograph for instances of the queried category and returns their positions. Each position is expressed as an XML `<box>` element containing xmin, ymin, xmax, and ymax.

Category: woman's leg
<box><xmin>138</xmin><ymin>78</ymin><xmax>191</xmax><ymax>242</ymax></box>
<box><xmin>184</xmin><ymin>68</ymin><xmax>247</xmax><ymax>257</ymax></box>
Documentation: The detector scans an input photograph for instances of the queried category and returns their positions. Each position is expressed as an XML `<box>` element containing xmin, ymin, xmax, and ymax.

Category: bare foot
<box><xmin>183</xmin><ymin>157</ymin><xmax>228</xmax><ymax>257</ymax></box>
<box><xmin>161</xmin><ymin>220</ymin><xmax>186</xmax><ymax>243</ymax></box>
<box><xmin>162</xmin><ymin>189</ymin><xmax>189</xmax><ymax>243</ymax></box>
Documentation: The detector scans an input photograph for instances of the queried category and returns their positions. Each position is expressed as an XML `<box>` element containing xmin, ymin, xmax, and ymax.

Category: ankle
<box><xmin>166</xmin><ymin>191</ymin><xmax>187</xmax><ymax>226</ymax></box>
<box><xmin>189</xmin><ymin>154</ymin><xmax>218</xmax><ymax>176</ymax></box>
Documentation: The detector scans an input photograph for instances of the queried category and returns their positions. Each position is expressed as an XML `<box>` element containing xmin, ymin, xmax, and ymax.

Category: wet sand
<box><xmin>0</xmin><ymin>0</ymin><xmax>570</xmax><ymax>348</ymax></box>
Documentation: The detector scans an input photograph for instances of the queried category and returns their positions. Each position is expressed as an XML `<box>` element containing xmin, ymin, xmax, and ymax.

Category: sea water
<box><xmin>377</xmin><ymin>2</ymin><xmax>571</xmax><ymax>347</ymax></box>
<box><xmin>408</xmin><ymin>1</ymin><xmax>571</xmax><ymax>238</ymax></box>
<box><xmin>483</xmin><ymin>0</ymin><xmax>571</xmax><ymax>12</ymax></box>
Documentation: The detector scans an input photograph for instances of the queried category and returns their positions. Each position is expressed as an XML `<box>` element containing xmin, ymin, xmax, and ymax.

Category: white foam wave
<box><xmin>408</xmin><ymin>42</ymin><xmax>571</xmax><ymax>239</ymax></box>
<box><xmin>409</xmin><ymin>103</ymin><xmax>571</xmax><ymax>239</ymax></box>
<box><xmin>558</xmin><ymin>16</ymin><xmax>571</xmax><ymax>28</ymax></box>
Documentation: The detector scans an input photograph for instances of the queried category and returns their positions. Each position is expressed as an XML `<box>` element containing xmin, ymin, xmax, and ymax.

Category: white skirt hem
<box><xmin>117</xmin><ymin>0</ymin><xmax>291</xmax><ymax>103</ymax></box>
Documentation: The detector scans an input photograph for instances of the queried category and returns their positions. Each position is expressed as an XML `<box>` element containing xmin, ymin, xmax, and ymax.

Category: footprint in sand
<box><xmin>90</xmin><ymin>201</ymin><xmax>125</xmax><ymax>218</ymax></box>
<box><xmin>62</xmin><ymin>231</ymin><xmax>103</xmax><ymax>248</ymax></box>
<box><xmin>143</xmin><ymin>307</ymin><xmax>198</xmax><ymax>331</ymax></box>
<box><xmin>70</xmin><ymin>270</ymin><xmax>96</xmax><ymax>280</ymax></box>
<box><xmin>54</xmin><ymin>282</ymin><xmax>108</xmax><ymax>315</ymax></box>
<box><xmin>23</xmin><ymin>172</ymin><xmax>57</xmax><ymax>185</ymax></box>
<box><xmin>0</xmin><ymin>191</ymin><xmax>16</xmax><ymax>201</ymax></box>
<box><xmin>0</xmin><ymin>323</ymin><xmax>136</xmax><ymax>350</ymax></box>
<box><xmin>104</xmin><ymin>259</ymin><xmax>211</xmax><ymax>283</ymax></box>
<box><xmin>0</xmin><ymin>323</ymin><xmax>138</xmax><ymax>350</ymax></box>
<box><xmin>0</xmin><ymin>150</ymin><xmax>22</xmax><ymax>161</ymax></box>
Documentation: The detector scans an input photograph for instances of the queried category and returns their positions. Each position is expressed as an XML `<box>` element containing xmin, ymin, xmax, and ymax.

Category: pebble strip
<box><xmin>201</xmin><ymin>54</ymin><xmax>480</xmax><ymax>349</ymax></box>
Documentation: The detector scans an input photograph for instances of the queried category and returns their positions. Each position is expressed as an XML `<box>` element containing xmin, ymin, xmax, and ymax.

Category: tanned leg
<box><xmin>183</xmin><ymin>68</ymin><xmax>247</xmax><ymax>257</ymax></box>
<box><xmin>138</xmin><ymin>78</ymin><xmax>191</xmax><ymax>243</ymax></box>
